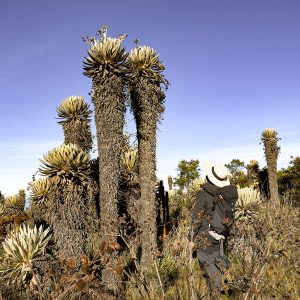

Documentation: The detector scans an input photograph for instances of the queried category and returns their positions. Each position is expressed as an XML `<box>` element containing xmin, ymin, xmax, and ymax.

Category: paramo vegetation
<box><xmin>0</xmin><ymin>26</ymin><xmax>299</xmax><ymax>300</ymax></box>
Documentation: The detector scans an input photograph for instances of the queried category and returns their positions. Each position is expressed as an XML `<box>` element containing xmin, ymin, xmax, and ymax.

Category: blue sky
<box><xmin>1</xmin><ymin>0</ymin><xmax>300</xmax><ymax>196</ymax></box>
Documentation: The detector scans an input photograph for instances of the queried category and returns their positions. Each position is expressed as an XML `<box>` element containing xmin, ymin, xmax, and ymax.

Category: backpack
<box><xmin>210</xmin><ymin>190</ymin><xmax>236</xmax><ymax>236</ymax></box>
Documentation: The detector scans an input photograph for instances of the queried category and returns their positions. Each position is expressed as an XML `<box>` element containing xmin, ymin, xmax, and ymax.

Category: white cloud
<box><xmin>1</xmin><ymin>139</ymin><xmax>298</xmax><ymax>196</ymax></box>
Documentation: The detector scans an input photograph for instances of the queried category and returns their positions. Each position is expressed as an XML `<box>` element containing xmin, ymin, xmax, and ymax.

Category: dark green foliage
<box><xmin>173</xmin><ymin>159</ymin><xmax>200</xmax><ymax>191</ymax></box>
<box><xmin>225</xmin><ymin>159</ymin><xmax>247</xmax><ymax>187</ymax></box>
<box><xmin>278</xmin><ymin>156</ymin><xmax>300</xmax><ymax>206</ymax></box>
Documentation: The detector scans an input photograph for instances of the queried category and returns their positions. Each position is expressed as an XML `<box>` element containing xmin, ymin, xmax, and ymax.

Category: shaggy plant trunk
<box><xmin>92</xmin><ymin>75</ymin><xmax>126</xmax><ymax>290</ymax></box>
<box><xmin>48</xmin><ymin>180</ymin><xmax>98</xmax><ymax>258</ymax></box>
<box><xmin>92</xmin><ymin>75</ymin><xmax>126</xmax><ymax>242</ymax></box>
<box><xmin>62</xmin><ymin>119</ymin><xmax>93</xmax><ymax>152</ymax></box>
<box><xmin>130</xmin><ymin>78</ymin><xmax>165</xmax><ymax>270</ymax></box>
<box><xmin>262</xmin><ymin>131</ymin><xmax>280</xmax><ymax>204</ymax></box>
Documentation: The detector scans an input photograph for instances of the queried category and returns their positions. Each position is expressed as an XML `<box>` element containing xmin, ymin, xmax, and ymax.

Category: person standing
<box><xmin>189</xmin><ymin>162</ymin><xmax>238</xmax><ymax>299</ymax></box>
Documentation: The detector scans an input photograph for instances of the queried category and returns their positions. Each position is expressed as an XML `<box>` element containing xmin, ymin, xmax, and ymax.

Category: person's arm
<box><xmin>188</xmin><ymin>192</ymin><xmax>206</xmax><ymax>242</ymax></box>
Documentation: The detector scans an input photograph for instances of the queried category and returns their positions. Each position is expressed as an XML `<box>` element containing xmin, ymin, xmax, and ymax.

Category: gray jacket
<box><xmin>189</xmin><ymin>182</ymin><xmax>238</xmax><ymax>243</ymax></box>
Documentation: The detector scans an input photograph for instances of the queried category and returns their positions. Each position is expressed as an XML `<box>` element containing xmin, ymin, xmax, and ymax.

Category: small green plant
<box><xmin>121</xmin><ymin>146</ymin><xmax>138</xmax><ymax>183</ymax></box>
<box><xmin>0</xmin><ymin>224</ymin><xmax>51</xmax><ymax>288</ymax></box>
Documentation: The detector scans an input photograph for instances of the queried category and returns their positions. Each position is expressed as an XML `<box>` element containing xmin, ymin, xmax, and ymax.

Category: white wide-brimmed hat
<box><xmin>204</xmin><ymin>162</ymin><xmax>230</xmax><ymax>187</ymax></box>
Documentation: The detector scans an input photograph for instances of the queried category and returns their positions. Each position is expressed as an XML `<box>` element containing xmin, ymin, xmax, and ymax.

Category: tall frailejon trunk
<box><xmin>92</xmin><ymin>75</ymin><xmax>126</xmax><ymax>242</ymax></box>
<box><xmin>130</xmin><ymin>78</ymin><xmax>165</xmax><ymax>270</ymax></box>
<box><xmin>82</xmin><ymin>30</ymin><xmax>128</xmax><ymax>292</ymax></box>
<box><xmin>261</xmin><ymin>129</ymin><xmax>280</xmax><ymax>204</ymax></box>
<box><xmin>138</xmin><ymin>123</ymin><xmax>157</xmax><ymax>268</ymax></box>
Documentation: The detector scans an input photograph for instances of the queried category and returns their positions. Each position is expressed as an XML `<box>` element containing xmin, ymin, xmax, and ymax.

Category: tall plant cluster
<box><xmin>82</xmin><ymin>26</ymin><xmax>168</xmax><ymax>272</ymax></box>
<box><xmin>0</xmin><ymin>25</ymin><xmax>168</xmax><ymax>298</ymax></box>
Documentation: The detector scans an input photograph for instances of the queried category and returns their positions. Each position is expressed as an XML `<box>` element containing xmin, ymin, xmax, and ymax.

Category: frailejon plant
<box><xmin>83</xmin><ymin>26</ymin><xmax>128</xmax><ymax>248</ymax></box>
<box><xmin>121</xmin><ymin>146</ymin><xmax>138</xmax><ymax>183</ymax></box>
<box><xmin>0</xmin><ymin>224</ymin><xmax>51</xmax><ymax>289</ymax></box>
<box><xmin>236</xmin><ymin>187</ymin><xmax>262</xmax><ymax>221</ymax></box>
<box><xmin>5</xmin><ymin>190</ymin><xmax>25</xmax><ymax>213</ymax></box>
<box><xmin>39</xmin><ymin>143</ymin><xmax>91</xmax><ymax>185</ymax></box>
<box><xmin>57</xmin><ymin>96</ymin><xmax>93</xmax><ymax>152</ymax></box>
<box><xmin>128</xmin><ymin>45</ymin><xmax>168</xmax><ymax>270</ymax></box>
<box><xmin>28</xmin><ymin>178</ymin><xmax>52</xmax><ymax>226</ymax></box>
<box><xmin>261</xmin><ymin>128</ymin><xmax>280</xmax><ymax>203</ymax></box>
<box><xmin>38</xmin><ymin>144</ymin><xmax>97</xmax><ymax>259</ymax></box>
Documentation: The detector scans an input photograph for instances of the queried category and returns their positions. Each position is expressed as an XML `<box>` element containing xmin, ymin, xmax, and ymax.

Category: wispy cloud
<box><xmin>1</xmin><ymin>139</ymin><xmax>298</xmax><ymax>196</ymax></box>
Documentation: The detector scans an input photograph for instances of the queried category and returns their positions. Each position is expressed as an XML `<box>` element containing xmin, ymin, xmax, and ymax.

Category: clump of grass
<box><xmin>226</xmin><ymin>201</ymin><xmax>300</xmax><ymax>299</ymax></box>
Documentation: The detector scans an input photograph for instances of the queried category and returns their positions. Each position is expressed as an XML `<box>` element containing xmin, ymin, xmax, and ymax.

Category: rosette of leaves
<box><xmin>0</xmin><ymin>224</ymin><xmax>51</xmax><ymax>287</ymax></box>
<box><xmin>83</xmin><ymin>31</ymin><xmax>128</xmax><ymax>78</ymax></box>
<box><xmin>128</xmin><ymin>46</ymin><xmax>165</xmax><ymax>83</ymax></box>
<box><xmin>39</xmin><ymin>144</ymin><xmax>91</xmax><ymax>185</ymax></box>
<box><xmin>57</xmin><ymin>96</ymin><xmax>92</xmax><ymax>122</ymax></box>
<box><xmin>29</xmin><ymin>178</ymin><xmax>52</xmax><ymax>204</ymax></box>
<box><xmin>236</xmin><ymin>187</ymin><xmax>262</xmax><ymax>221</ymax></box>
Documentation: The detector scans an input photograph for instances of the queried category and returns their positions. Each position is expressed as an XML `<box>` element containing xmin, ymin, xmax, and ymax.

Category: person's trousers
<box><xmin>197</xmin><ymin>245</ymin><xmax>222</xmax><ymax>298</ymax></box>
